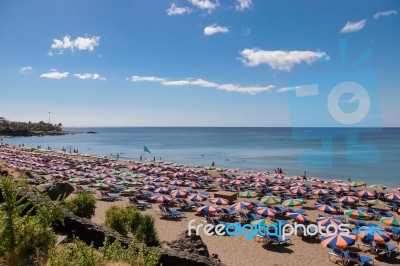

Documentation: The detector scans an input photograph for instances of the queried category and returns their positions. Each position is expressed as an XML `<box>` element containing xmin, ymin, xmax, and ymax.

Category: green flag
<box><xmin>144</xmin><ymin>145</ymin><xmax>151</xmax><ymax>154</ymax></box>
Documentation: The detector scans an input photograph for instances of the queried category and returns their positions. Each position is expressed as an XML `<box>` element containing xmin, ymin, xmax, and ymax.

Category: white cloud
<box><xmin>129</xmin><ymin>75</ymin><xmax>274</xmax><ymax>95</ymax></box>
<box><xmin>374</xmin><ymin>10</ymin><xmax>397</xmax><ymax>19</ymax></box>
<box><xmin>162</xmin><ymin>80</ymin><xmax>191</xmax><ymax>86</ymax></box>
<box><xmin>276</xmin><ymin>87</ymin><xmax>297</xmax><ymax>93</ymax></box>
<box><xmin>167</xmin><ymin>3</ymin><xmax>191</xmax><ymax>15</ymax></box>
<box><xmin>236</xmin><ymin>0</ymin><xmax>252</xmax><ymax>11</ymax></box>
<box><xmin>189</xmin><ymin>0</ymin><xmax>218</xmax><ymax>10</ymax></box>
<box><xmin>130</xmin><ymin>76</ymin><xmax>166</xmax><ymax>82</ymax></box>
<box><xmin>20</xmin><ymin>66</ymin><xmax>33</xmax><ymax>74</ymax></box>
<box><xmin>73</xmin><ymin>73</ymin><xmax>106</xmax><ymax>81</ymax></box>
<box><xmin>50</xmin><ymin>35</ymin><xmax>100</xmax><ymax>54</ymax></box>
<box><xmin>340</xmin><ymin>19</ymin><xmax>367</xmax><ymax>33</ymax></box>
<box><xmin>204</xmin><ymin>24</ymin><xmax>229</xmax><ymax>35</ymax></box>
<box><xmin>40</xmin><ymin>70</ymin><xmax>69</xmax><ymax>79</ymax></box>
<box><xmin>239</xmin><ymin>48</ymin><xmax>329</xmax><ymax>72</ymax></box>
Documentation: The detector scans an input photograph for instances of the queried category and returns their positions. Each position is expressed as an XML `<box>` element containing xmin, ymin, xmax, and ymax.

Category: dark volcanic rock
<box><xmin>38</xmin><ymin>181</ymin><xmax>74</xmax><ymax>200</ymax></box>
<box><xmin>165</xmin><ymin>230</ymin><xmax>210</xmax><ymax>257</ymax></box>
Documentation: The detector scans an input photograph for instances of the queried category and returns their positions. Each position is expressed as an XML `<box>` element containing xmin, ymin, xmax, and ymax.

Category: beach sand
<box><xmin>1</xmin><ymin>146</ymin><xmax>399</xmax><ymax>266</ymax></box>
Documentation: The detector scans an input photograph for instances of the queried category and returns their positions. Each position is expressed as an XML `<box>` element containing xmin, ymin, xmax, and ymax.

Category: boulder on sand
<box><xmin>38</xmin><ymin>181</ymin><xmax>74</xmax><ymax>200</ymax></box>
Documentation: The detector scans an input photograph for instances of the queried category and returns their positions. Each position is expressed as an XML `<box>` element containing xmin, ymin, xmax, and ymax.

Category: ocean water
<box><xmin>2</xmin><ymin>127</ymin><xmax>399</xmax><ymax>187</ymax></box>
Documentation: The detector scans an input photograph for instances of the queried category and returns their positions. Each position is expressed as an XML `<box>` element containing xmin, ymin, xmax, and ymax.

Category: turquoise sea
<box><xmin>2</xmin><ymin>127</ymin><xmax>399</xmax><ymax>187</ymax></box>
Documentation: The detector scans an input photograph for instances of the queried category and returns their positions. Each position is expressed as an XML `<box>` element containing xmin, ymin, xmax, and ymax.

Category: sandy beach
<box><xmin>1</xmin><ymin>144</ymin><xmax>399</xmax><ymax>266</ymax></box>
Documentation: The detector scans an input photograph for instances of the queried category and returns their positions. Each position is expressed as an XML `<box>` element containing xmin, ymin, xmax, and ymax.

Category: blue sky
<box><xmin>0</xmin><ymin>0</ymin><xmax>399</xmax><ymax>127</ymax></box>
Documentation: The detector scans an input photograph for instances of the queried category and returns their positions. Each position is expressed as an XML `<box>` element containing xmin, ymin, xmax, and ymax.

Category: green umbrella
<box><xmin>282</xmin><ymin>199</ymin><xmax>303</xmax><ymax>207</ymax></box>
<box><xmin>69</xmin><ymin>178</ymin><xmax>84</xmax><ymax>183</ymax></box>
<box><xmin>345</xmin><ymin>210</ymin><xmax>371</xmax><ymax>220</ymax></box>
<box><xmin>120</xmin><ymin>188</ymin><xmax>136</xmax><ymax>195</ymax></box>
<box><xmin>369</xmin><ymin>184</ymin><xmax>387</xmax><ymax>190</ymax></box>
<box><xmin>92</xmin><ymin>183</ymin><xmax>110</xmax><ymax>190</ymax></box>
<box><xmin>261</xmin><ymin>196</ymin><xmax>281</xmax><ymax>205</ymax></box>
<box><xmin>216</xmin><ymin>167</ymin><xmax>227</xmax><ymax>172</ymax></box>
<box><xmin>239</xmin><ymin>191</ymin><xmax>257</xmax><ymax>198</ymax></box>
<box><xmin>380</xmin><ymin>216</ymin><xmax>400</xmax><ymax>227</ymax></box>
<box><xmin>367</xmin><ymin>199</ymin><xmax>384</xmax><ymax>206</ymax></box>
<box><xmin>251</xmin><ymin>219</ymin><xmax>277</xmax><ymax>227</ymax></box>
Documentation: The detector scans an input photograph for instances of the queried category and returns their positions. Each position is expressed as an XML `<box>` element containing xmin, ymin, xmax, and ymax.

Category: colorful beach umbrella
<box><xmin>169</xmin><ymin>180</ymin><xmax>184</xmax><ymax>186</ymax></box>
<box><xmin>320</xmin><ymin>233</ymin><xmax>357</xmax><ymax>250</ymax></box>
<box><xmin>334</xmin><ymin>186</ymin><xmax>349</xmax><ymax>194</ymax></box>
<box><xmin>272</xmin><ymin>179</ymin><xmax>286</xmax><ymax>185</ymax></box>
<box><xmin>188</xmin><ymin>193</ymin><xmax>207</xmax><ymax>202</ymax></box>
<box><xmin>287</xmin><ymin>212</ymin><xmax>310</xmax><ymax>224</ymax></box>
<box><xmin>345</xmin><ymin>210</ymin><xmax>371</xmax><ymax>220</ymax></box>
<box><xmin>369</xmin><ymin>184</ymin><xmax>387</xmax><ymax>190</ymax></box>
<box><xmin>116</xmin><ymin>180</ymin><xmax>133</xmax><ymax>186</ymax></box>
<box><xmin>238</xmin><ymin>191</ymin><xmax>257</xmax><ymax>198</ymax></box>
<box><xmin>150</xmin><ymin>194</ymin><xmax>172</xmax><ymax>204</ymax></box>
<box><xmin>273</xmin><ymin>174</ymin><xmax>285</xmax><ymax>179</ymax></box>
<box><xmin>316</xmin><ymin>217</ymin><xmax>343</xmax><ymax>228</ymax></box>
<box><xmin>349</xmin><ymin>181</ymin><xmax>365</xmax><ymax>188</ymax></box>
<box><xmin>261</xmin><ymin>196</ymin><xmax>281</xmax><ymax>206</ymax></box>
<box><xmin>69</xmin><ymin>178</ymin><xmax>85</xmax><ymax>184</ymax></box>
<box><xmin>120</xmin><ymin>188</ymin><xmax>136</xmax><ymax>195</ymax></box>
<box><xmin>313</xmin><ymin>189</ymin><xmax>329</xmax><ymax>196</ymax></box>
<box><xmin>282</xmin><ymin>199</ymin><xmax>303</xmax><ymax>207</ymax></box>
<box><xmin>379</xmin><ymin>216</ymin><xmax>400</xmax><ymax>227</ymax></box>
<box><xmin>251</xmin><ymin>219</ymin><xmax>277</xmax><ymax>227</ymax></box>
<box><xmin>209</xmin><ymin>197</ymin><xmax>229</xmax><ymax>205</ymax></box>
<box><xmin>290</xmin><ymin>186</ymin><xmax>307</xmax><ymax>196</ymax></box>
<box><xmin>230</xmin><ymin>180</ymin><xmax>245</xmax><ymax>186</ymax></box>
<box><xmin>255</xmin><ymin>207</ymin><xmax>278</xmax><ymax>218</ymax></box>
<box><xmin>367</xmin><ymin>199</ymin><xmax>384</xmax><ymax>206</ymax></box>
<box><xmin>155</xmin><ymin>187</ymin><xmax>170</xmax><ymax>194</ymax></box>
<box><xmin>170</xmin><ymin>189</ymin><xmax>188</xmax><ymax>198</ymax></box>
<box><xmin>338</xmin><ymin>196</ymin><xmax>359</xmax><ymax>205</ymax></box>
<box><xmin>92</xmin><ymin>183</ymin><xmax>110</xmax><ymax>190</ymax></box>
<box><xmin>357</xmin><ymin>190</ymin><xmax>374</xmax><ymax>198</ymax></box>
<box><xmin>316</xmin><ymin>204</ymin><xmax>338</xmax><ymax>214</ymax></box>
<box><xmin>290</xmin><ymin>176</ymin><xmax>303</xmax><ymax>181</ymax></box>
<box><xmin>230</xmin><ymin>201</ymin><xmax>252</xmax><ymax>211</ymax></box>
<box><xmin>384</xmin><ymin>193</ymin><xmax>400</xmax><ymax>202</ymax></box>
<box><xmin>215</xmin><ymin>177</ymin><xmax>229</xmax><ymax>184</ymax></box>
<box><xmin>249</xmin><ymin>182</ymin><xmax>266</xmax><ymax>188</ymax></box>
<box><xmin>197</xmin><ymin>205</ymin><xmax>220</xmax><ymax>215</ymax></box>
<box><xmin>271</xmin><ymin>185</ymin><xmax>286</xmax><ymax>192</ymax></box>
<box><xmin>357</xmin><ymin>226</ymin><xmax>390</xmax><ymax>244</ymax></box>
<box><xmin>310</xmin><ymin>177</ymin><xmax>324</xmax><ymax>183</ymax></box>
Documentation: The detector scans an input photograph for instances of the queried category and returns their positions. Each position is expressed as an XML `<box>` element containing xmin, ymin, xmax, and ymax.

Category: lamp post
<box><xmin>48</xmin><ymin>112</ymin><xmax>51</xmax><ymax>124</ymax></box>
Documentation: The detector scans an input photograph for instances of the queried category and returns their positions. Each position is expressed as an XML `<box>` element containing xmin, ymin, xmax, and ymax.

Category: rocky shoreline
<box><xmin>0</xmin><ymin>129</ymin><xmax>80</xmax><ymax>137</ymax></box>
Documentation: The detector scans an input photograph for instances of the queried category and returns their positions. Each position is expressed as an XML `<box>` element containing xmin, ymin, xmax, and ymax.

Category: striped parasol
<box><xmin>150</xmin><ymin>194</ymin><xmax>172</xmax><ymax>204</ymax></box>
<box><xmin>209</xmin><ymin>197</ymin><xmax>230</xmax><ymax>205</ymax></box>
<box><xmin>338</xmin><ymin>196</ymin><xmax>359</xmax><ymax>205</ymax></box>
<box><xmin>334</xmin><ymin>186</ymin><xmax>349</xmax><ymax>194</ymax></box>
<box><xmin>255</xmin><ymin>207</ymin><xmax>278</xmax><ymax>218</ymax></box>
<box><xmin>320</xmin><ymin>233</ymin><xmax>357</xmax><ymax>250</ymax></box>
<box><xmin>197</xmin><ymin>205</ymin><xmax>220</xmax><ymax>215</ymax></box>
<box><xmin>238</xmin><ymin>191</ymin><xmax>258</xmax><ymax>198</ymax></box>
<box><xmin>384</xmin><ymin>193</ymin><xmax>400</xmax><ymax>201</ymax></box>
<box><xmin>120</xmin><ymin>188</ymin><xmax>136</xmax><ymax>195</ymax></box>
<box><xmin>313</xmin><ymin>189</ymin><xmax>329</xmax><ymax>196</ymax></box>
<box><xmin>230</xmin><ymin>201</ymin><xmax>252</xmax><ymax>211</ymax></box>
<box><xmin>316</xmin><ymin>217</ymin><xmax>343</xmax><ymax>227</ymax></box>
<box><xmin>356</xmin><ymin>226</ymin><xmax>390</xmax><ymax>244</ymax></box>
<box><xmin>170</xmin><ymin>189</ymin><xmax>188</xmax><ymax>198</ymax></box>
<box><xmin>286</xmin><ymin>212</ymin><xmax>310</xmax><ymax>224</ymax></box>
<box><xmin>289</xmin><ymin>186</ymin><xmax>307</xmax><ymax>196</ymax></box>
<box><xmin>271</xmin><ymin>185</ymin><xmax>286</xmax><ymax>192</ymax></box>
<box><xmin>261</xmin><ymin>196</ymin><xmax>281</xmax><ymax>206</ymax></box>
<box><xmin>155</xmin><ymin>187</ymin><xmax>170</xmax><ymax>194</ymax></box>
<box><xmin>357</xmin><ymin>190</ymin><xmax>374</xmax><ymax>198</ymax></box>
<box><xmin>345</xmin><ymin>210</ymin><xmax>371</xmax><ymax>220</ymax></box>
<box><xmin>316</xmin><ymin>204</ymin><xmax>338</xmax><ymax>214</ymax></box>
<box><xmin>282</xmin><ymin>198</ymin><xmax>303</xmax><ymax>207</ymax></box>
<box><xmin>369</xmin><ymin>184</ymin><xmax>387</xmax><ymax>190</ymax></box>
<box><xmin>379</xmin><ymin>216</ymin><xmax>400</xmax><ymax>227</ymax></box>
<box><xmin>187</xmin><ymin>193</ymin><xmax>207</xmax><ymax>202</ymax></box>
<box><xmin>273</xmin><ymin>174</ymin><xmax>285</xmax><ymax>179</ymax></box>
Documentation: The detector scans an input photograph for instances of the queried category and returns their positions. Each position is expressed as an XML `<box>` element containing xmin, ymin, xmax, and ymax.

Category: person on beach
<box><xmin>139</xmin><ymin>155</ymin><xmax>142</xmax><ymax>161</ymax></box>
<box><xmin>303</xmin><ymin>171</ymin><xmax>307</xmax><ymax>181</ymax></box>
<box><xmin>211</xmin><ymin>162</ymin><xmax>215</xmax><ymax>167</ymax></box>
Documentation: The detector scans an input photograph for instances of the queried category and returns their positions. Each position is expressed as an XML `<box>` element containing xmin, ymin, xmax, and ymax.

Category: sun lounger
<box><xmin>265</xmin><ymin>235</ymin><xmax>292</xmax><ymax>246</ymax></box>
<box><xmin>372</xmin><ymin>242</ymin><xmax>399</xmax><ymax>257</ymax></box>
<box><xmin>221</xmin><ymin>208</ymin><xmax>238</xmax><ymax>219</ymax></box>
<box><xmin>385</xmin><ymin>227</ymin><xmax>400</xmax><ymax>241</ymax></box>
<box><xmin>164</xmin><ymin>207</ymin><xmax>186</xmax><ymax>218</ymax></box>
<box><xmin>329</xmin><ymin>248</ymin><xmax>345</xmax><ymax>264</ymax></box>
<box><xmin>343</xmin><ymin>251</ymin><xmax>374</xmax><ymax>266</ymax></box>
<box><xmin>129</xmin><ymin>197</ymin><xmax>152</xmax><ymax>209</ymax></box>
